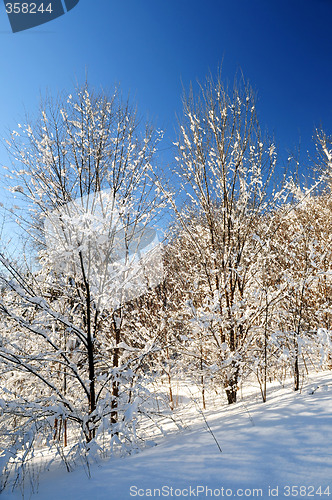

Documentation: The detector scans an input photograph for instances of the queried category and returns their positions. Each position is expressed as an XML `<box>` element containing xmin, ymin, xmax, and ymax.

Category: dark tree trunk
<box><xmin>225</xmin><ymin>327</ymin><xmax>238</xmax><ymax>404</ymax></box>
<box><xmin>111</xmin><ymin>309</ymin><xmax>121</xmax><ymax>425</ymax></box>
<box><xmin>294</xmin><ymin>355</ymin><xmax>300</xmax><ymax>391</ymax></box>
<box><xmin>225</xmin><ymin>370</ymin><xmax>238</xmax><ymax>404</ymax></box>
<box><xmin>225</xmin><ymin>384</ymin><xmax>237</xmax><ymax>404</ymax></box>
<box><xmin>79</xmin><ymin>252</ymin><xmax>96</xmax><ymax>442</ymax></box>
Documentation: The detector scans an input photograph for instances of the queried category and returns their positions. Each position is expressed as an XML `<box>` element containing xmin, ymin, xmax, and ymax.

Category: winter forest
<box><xmin>0</xmin><ymin>75</ymin><xmax>331</xmax><ymax>494</ymax></box>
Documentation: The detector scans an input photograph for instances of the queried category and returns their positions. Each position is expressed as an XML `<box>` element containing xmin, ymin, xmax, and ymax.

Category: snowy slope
<box><xmin>2</xmin><ymin>371</ymin><xmax>332</xmax><ymax>500</ymax></box>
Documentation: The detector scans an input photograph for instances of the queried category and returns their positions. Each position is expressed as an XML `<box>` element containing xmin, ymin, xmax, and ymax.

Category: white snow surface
<box><xmin>2</xmin><ymin>371</ymin><xmax>331</xmax><ymax>500</ymax></box>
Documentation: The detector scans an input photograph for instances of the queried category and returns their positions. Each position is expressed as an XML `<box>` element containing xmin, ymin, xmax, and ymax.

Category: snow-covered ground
<box><xmin>2</xmin><ymin>371</ymin><xmax>332</xmax><ymax>500</ymax></box>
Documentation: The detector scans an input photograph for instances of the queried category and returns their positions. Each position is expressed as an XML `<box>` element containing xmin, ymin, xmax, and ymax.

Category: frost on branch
<box><xmin>43</xmin><ymin>189</ymin><xmax>163</xmax><ymax>310</ymax></box>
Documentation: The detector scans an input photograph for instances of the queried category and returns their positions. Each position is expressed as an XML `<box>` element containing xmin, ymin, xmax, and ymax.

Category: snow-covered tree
<box><xmin>158</xmin><ymin>74</ymin><xmax>283</xmax><ymax>404</ymax></box>
<box><xmin>0</xmin><ymin>83</ymin><xmax>166</xmax><ymax>484</ymax></box>
<box><xmin>268</xmin><ymin>189</ymin><xmax>332</xmax><ymax>389</ymax></box>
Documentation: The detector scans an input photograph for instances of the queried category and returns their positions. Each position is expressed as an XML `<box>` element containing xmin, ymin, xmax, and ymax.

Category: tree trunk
<box><xmin>79</xmin><ymin>251</ymin><xmax>96</xmax><ymax>442</ymax></box>
<box><xmin>111</xmin><ymin>309</ymin><xmax>121</xmax><ymax>425</ymax></box>
<box><xmin>225</xmin><ymin>369</ymin><xmax>238</xmax><ymax>404</ymax></box>
<box><xmin>294</xmin><ymin>355</ymin><xmax>300</xmax><ymax>391</ymax></box>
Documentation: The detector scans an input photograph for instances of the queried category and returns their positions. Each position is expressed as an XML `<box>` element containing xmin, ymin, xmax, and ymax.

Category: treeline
<box><xmin>0</xmin><ymin>75</ymin><xmax>331</xmax><ymax>488</ymax></box>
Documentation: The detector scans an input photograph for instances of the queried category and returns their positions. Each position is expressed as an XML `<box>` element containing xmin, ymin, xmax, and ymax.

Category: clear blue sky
<box><xmin>0</xmin><ymin>0</ymin><xmax>332</xmax><ymax>174</ymax></box>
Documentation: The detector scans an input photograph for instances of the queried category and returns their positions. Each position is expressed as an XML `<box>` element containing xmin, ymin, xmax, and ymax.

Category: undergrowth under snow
<box><xmin>2</xmin><ymin>371</ymin><xmax>331</xmax><ymax>500</ymax></box>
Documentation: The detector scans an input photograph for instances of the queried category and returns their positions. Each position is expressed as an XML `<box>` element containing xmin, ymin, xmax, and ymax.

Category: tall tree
<box><xmin>160</xmin><ymin>74</ymin><xmax>281</xmax><ymax>404</ymax></box>
<box><xmin>0</xmin><ymin>82</ymin><xmax>164</xmax><ymax>481</ymax></box>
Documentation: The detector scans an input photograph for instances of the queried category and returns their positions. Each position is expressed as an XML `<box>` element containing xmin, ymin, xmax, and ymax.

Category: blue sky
<box><xmin>0</xmin><ymin>0</ymin><xmax>332</xmax><ymax>175</ymax></box>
